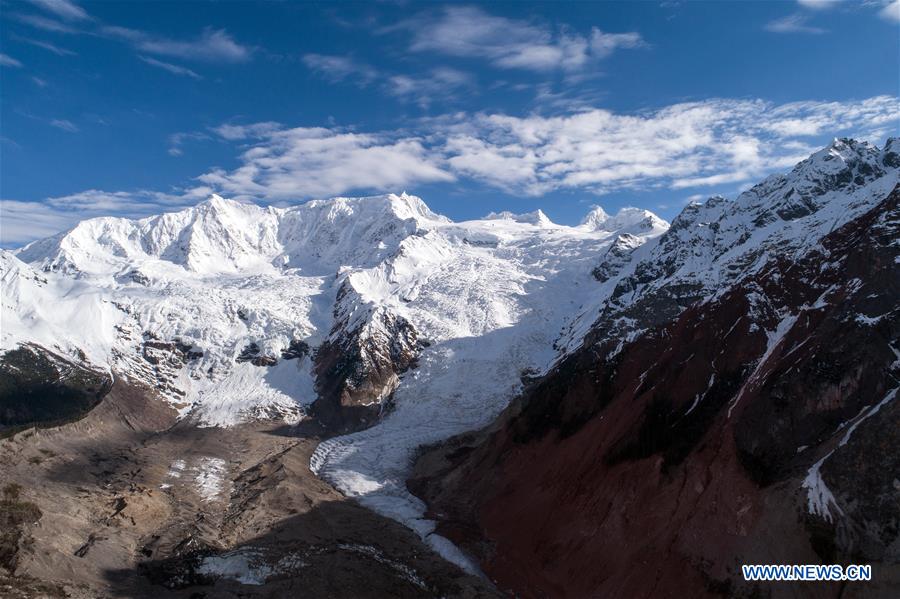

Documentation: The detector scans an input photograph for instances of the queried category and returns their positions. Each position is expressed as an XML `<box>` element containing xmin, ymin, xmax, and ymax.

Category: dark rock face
<box><xmin>0</xmin><ymin>345</ymin><xmax>112</xmax><ymax>435</ymax></box>
<box><xmin>142</xmin><ymin>336</ymin><xmax>203</xmax><ymax>366</ymax></box>
<box><xmin>312</xmin><ymin>309</ymin><xmax>424</xmax><ymax>432</ymax></box>
<box><xmin>312</xmin><ymin>281</ymin><xmax>425</xmax><ymax>432</ymax></box>
<box><xmin>281</xmin><ymin>339</ymin><xmax>310</xmax><ymax>360</ymax></box>
<box><xmin>236</xmin><ymin>342</ymin><xmax>277</xmax><ymax>367</ymax></box>
<box><xmin>591</xmin><ymin>233</ymin><xmax>641</xmax><ymax>283</ymax></box>
<box><xmin>410</xmin><ymin>186</ymin><xmax>900</xmax><ymax>598</ymax></box>
<box><xmin>137</xmin><ymin>333</ymin><xmax>203</xmax><ymax>397</ymax></box>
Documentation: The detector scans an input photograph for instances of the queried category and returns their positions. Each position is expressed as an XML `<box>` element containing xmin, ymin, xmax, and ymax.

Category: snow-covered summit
<box><xmin>579</xmin><ymin>206</ymin><xmax>610</xmax><ymax>229</ymax></box>
<box><xmin>558</xmin><ymin>137</ymin><xmax>900</xmax><ymax>355</ymax></box>
<box><xmin>580</xmin><ymin>205</ymin><xmax>669</xmax><ymax>236</ymax></box>
<box><xmin>2</xmin><ymin>189</ymin><xmax>667</xmax><ymax>427</ymax></box>
<box><xmin>484</xmin><ymin>209</ymin><xmax>554</xmax><ymax>227</ymax></box>
<box><xmin>16</xmin><ymin>192</ymin><xmax>449</xmax><ymax>278</ymax></box>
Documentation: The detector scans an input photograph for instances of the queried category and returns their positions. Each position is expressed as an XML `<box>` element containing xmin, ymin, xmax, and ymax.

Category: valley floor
<box><xmin>0</xmin><ymin>382</ymin><xmax>497</xmax><ymax>598</ymax></box>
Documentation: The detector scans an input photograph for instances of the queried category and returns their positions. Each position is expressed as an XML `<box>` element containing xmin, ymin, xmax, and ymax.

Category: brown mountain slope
<box><xmin>410</xmin><ymin>185</ymin><xmax>900</xmax><ymax>598</ymax></box>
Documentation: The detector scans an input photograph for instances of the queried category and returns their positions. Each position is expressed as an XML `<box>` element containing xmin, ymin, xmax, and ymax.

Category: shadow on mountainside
<box><xmin>0</xmin><ymin>379</ymin><xmax>497</xmax><ymax>598</ymax></box>
<box><xmin>104</xmin><ymin>498</ymin><xmax>498</xmax><ymax>598</ymax></box>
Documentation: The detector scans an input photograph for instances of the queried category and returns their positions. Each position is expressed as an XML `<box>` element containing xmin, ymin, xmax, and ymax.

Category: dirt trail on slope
<box><xmin>0</xmin><ymin>381</ymin><xmax>497</xmax><ymax>598</ymax></box>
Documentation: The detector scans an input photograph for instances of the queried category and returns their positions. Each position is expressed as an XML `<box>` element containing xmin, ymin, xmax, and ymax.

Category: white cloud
<box><xmin>435</xmin><ymin>96</ymin><xmax>898</xmax><ymax>195</ymax></box>
<box><xmin>139</xmin><ymin>56</ymin><xmax>202</xmax><ymax>79</ymax></box>
<box><xmin>199</xmin><ymin>96</ymin><xmax>898</xmax><ymax>200</ymax></box>
<box><xmin>879</xmin><ymin>0</ymin><xmax>900</xmax><ymax>22</ymax></box>
<box><xmin>302</xmin><ymin>54</ymin><xmax>378</xmax><ymax>85</ymax></box>
<box><xmin>1</xmin><ymin>200</ymin><xmax>82</xmax><ymax>245</ymax></box>
<box><xmin>197</xmin><ymin>126</ymin><xmax>454</xmax><ymax>200</ymax></box>
<box><xmin>797</xmin><ymin>0</ymin><xmax>842</xmax><ymax>9</ymax></box>
<box><xmin>0</xmin><ymin>190</ymin><xmax>200</xmax><ymax>245</ymax></box>
<box><xmin>0</xmin><ymin>54</ymin><xmax>23</xmax><ymax>68</ymax></box>
<box><xmin>14</xmin><ymin>13</ymin><xmax>80</xmax><ymax>34</ymax></box>
<box><xmin>590</xmin><ymin>29</ymin><xmax>645</xmax><ymax>58</ymax></box>
<box><xmin>21</xmin><ymin>38</ymin><xmax>76</xmax><ymax>56</ymax></box>
<box><xmin>27</xmin><ymin>0</ymin><xmax>89</xmax><ymax>21</ymax></box>
<box><xmin>385</xmin><ymin>67</ymin><xmax>474</xmax><ymax>108</ymax></box>
<box><xmin>167</xmin><ymin>131</ymin><xmax>211</xmax><ymax>156</ymax></box>
<box><xmin>49</xmin><ymin>119</ymin><xmax>78</xmax><ymax>132</ymax></box>
<box><xmin>31</xmin><ymin>76</ymin><xmax>48</xmax><ymax>87</ymax></box>
<box><xmin>765</xmin><ymin>14</ymin><xmax>827</xmax><ymax>33</ymax></box>
<box><xmin>302</xmin><ymin>54</ymin><xmax>473</xmax><ymax>108</ymax></box>
<box><xmin>5</xmin><ymin>95</ymin><xmax>897</xmax><ymax>245</ymax></box>
<box><xmin>15</xmin><ymin>7</ymin><xmax>251</xmax><ymax>64</ymax></box>
<box><xmin>43</xmin><ymin>189</ymin><xmax>196</xmax><ymax>212</ymax></box>
<box><xmin>397</xmin><ymin>6</ymin><xmax>644</xmax><ymax>71</ymax></box>
<box><xmin>103</xmin><ymin>26</ymin><xmax>251</xmax><ymax>63</ymax></box>
<box><xmin>212</xmin><ymin>121</ymin><xmax>283</xmax><ymax>141</ymax></box>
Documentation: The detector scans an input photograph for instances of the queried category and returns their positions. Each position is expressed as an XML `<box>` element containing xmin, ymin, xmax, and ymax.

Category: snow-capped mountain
<box><xmin>2</xmin><ymin>138</ymin><xmax>897</xmax><ymax>588</ymax></box>
<box><xmin>557</xmin><ymin>137</ymin><xmax>900</xmax><ymax>354</ymax></box>
<box><xmin>409</xmin><ymin>138</ymin><xmax>900</xmax><ymax>597</ymax></box>
<box><xmin>3</xmin><ymin>191</ymin><xmax>665</xmax><ymax>432</ymax></box>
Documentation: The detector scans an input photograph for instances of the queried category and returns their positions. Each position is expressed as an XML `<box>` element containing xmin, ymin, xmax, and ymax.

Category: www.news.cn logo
<box><xmin>742</xmin><ymin>564</ymin><xmax>872</xmax><ymax>582</ymax></box>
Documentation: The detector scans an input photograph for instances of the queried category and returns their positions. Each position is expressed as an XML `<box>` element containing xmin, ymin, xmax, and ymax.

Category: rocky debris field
<box><xmin>0</xmin><ymin>381</ymin><xmax>498</xmax><ymax>598</ymax></box>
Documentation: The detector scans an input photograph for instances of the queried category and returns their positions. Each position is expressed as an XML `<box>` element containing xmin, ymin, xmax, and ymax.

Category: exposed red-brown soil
<box><xmin>410</xmin><ymin>187</ymin><xmax>900</xmax><ymax>598</ymax></box>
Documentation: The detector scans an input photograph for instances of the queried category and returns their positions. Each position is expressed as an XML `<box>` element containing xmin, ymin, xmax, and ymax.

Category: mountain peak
<box><xmin>484</xmin><ymin>209</ymin><xmax>553</xmax><ymax>226</ymax></box>
<box><xmin>580</xmin><ymin>206</ymin><xmax>668</xmax><ymax>235</ymax></box>
<box><xmin>580</xmin><ymin>206</ymin><xmax>611</xmax><ymax>229</ymax></box>
<box><xmin>803</xmin><ymin>137</ymin><xmax>879</xmax><ymax>173</ymax></box>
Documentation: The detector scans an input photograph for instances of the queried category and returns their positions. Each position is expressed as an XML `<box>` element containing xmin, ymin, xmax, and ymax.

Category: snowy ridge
<box><xmin>2</xmin><ymin>191</ymin><xmax>663</xmax><ymax>428</ymax></box>
<box><xmin>579</xmin><ymin>205</ymin><xmax>669</xmax><ymax>236</ymax></box>
<box><xmin>4</xmin><ymin>193</ymin><xmax>451</xmax><ymax>423</ymax></box>
<box><xmin>556</xmin><ymin>137</ymin><xmax>900</xmax><ymax>354</ymax></box>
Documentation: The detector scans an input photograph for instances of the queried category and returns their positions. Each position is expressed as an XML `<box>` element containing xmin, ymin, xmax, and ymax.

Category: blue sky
<box><xmin>1</xmin><ymin>0</ymin><xmax>898</xmax><ymax>245</ymax></box>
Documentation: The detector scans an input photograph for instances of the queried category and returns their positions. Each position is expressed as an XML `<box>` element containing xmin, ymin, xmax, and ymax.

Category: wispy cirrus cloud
<box><xmin>796</xmin><ymin>0</ymin><xmax>842</xmax><ymax>9</ymax></box>
<box><xmin>103</xmin><ymin>26</ymin><xmax>251</xmax><ymax>63</ymax></box>
<box><xmin>211</xmin><ymin>121</ymin><xmax>283</xmax><ymax>141</ymax></box>
<box><xmin>26</xmin><ymin>0</ymin><xmax>90</xmax><ymax>22</ymax></box>
<box><xmin>387</xmin><ymin>6</ymin><xmax>647</xmax><ymax>71</ymax></box>
<box><xmin>49</xmin><ymin>118</ymin><xmax>78</xmax><ymax>132</ymax></box>
<box><xmin>18</xmin><ymin>37</ymin><xmax>77</xmax><ymax>56</ymax></box>
<box><xmin>0</xmin><ymin>54</ymin><xmax>23</xmax><ymax>68</ymax></box>
<box><xmin>167</xmin><ymin>131</ymin><xmax>212</xmax><ymax>156</ymax></box>
<box><xmin>392</xmin><ymin>6</ymin><xmax>645</xmax><ymax>72</ymax></box>
<box><xmin>769</xmin><ymin>1</ymin><xmax>897</xmax><ymax>32</ymax></box>
<box><xmin>765</xmin><ymin>14</ymin><xmax>827</xmax><ymax>34</ymax></box>
<box><xmin>12</xmin><ymin>13</ymin><xmax>80</xmax><ymax>34</ymax></box>
<box><xmin>139</xmin><ymin>56</ymin><xmax>202</xmax><ymax>79</ymax></box>
<box><xmin>302</xmin><ymin>54</ymin><xmax>474</xmax><ymax>108</ymax></box>
<box><xmin>384</xmin><ymin>67</ymin><xmax>475</xmax><ymax>108</ymax></box>
<box><xmin>302</xmin><ymin>53</ymin><xmax>378</xmax><ymax>85</ymax></box>
<box><xmin>879</xmin><ymin>0</ymin><xmax>900</xmax><ymax>22</ymax></box>
<box><xmin>13</xmin><ymin>1</ymin><xmax>252</xmax><ymax>65</ymax></box>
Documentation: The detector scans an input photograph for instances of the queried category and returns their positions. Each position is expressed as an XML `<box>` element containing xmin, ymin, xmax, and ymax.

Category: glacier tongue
<box><xmin>311</xmin><ymin>214</ymin><xmax>667</xmax><ymax>570</ymax></box>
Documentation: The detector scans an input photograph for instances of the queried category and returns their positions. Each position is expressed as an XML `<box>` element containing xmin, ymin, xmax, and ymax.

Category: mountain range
<box><xmin>1</xmin><ymin>137</ymin><xmax>898</xmax><ymax>597</ymax></box>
